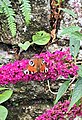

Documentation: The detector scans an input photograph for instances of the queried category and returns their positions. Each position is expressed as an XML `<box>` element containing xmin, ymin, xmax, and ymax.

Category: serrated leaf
<box><xmin>0</xmin><ymin>87</ymin><xmax>8</xmax><ymax>91</ymax></box>
<box><xmin>32</xmin><ymin>31</ymin><xmax>50</xmax><ymax>45</ymax></box>
<box><xmin>18</xmin><ymin>41</ymin><xmax>31</xmax><ymax>51</ymax></box>
<box><xmin>2</xmin><ymin>0</ymin><xmax>16</xmax><ymax>37</ymax></box>
<box><xmin>60</xmin><ymin>26</ymin><xmax>81</xmax><ymax>36</ymax></box>
<box><xmin>78</xmin><ymin>65</ymin><xmax>82</xmax><ymax>77</ymax></box>
<box><xmin>0</xmin><ymin>105</ymin><xmax>8</xmax><ymax>120</ymax></box>
<box><xmin>68</xmin><ymin>77</ymin><xmax>82</xmax><ymax>111</ymax></box>
<box><xmin>60</xmin><ymin>8</ymin><xmax>77</xmax><ymax>18</ymax></box>
<box><xmin>70</xmin><ymin>36</ymin><xmax>80</xmax><ymax>57</ymax></box>
<box><xmin>20</xmin><ymin>0</ymin><xmax>31</xmax><ymax>25</ymax></box>
<box><xmin>54</xmin><ymin>81</ymin><xmax>70</xmax><ymax>104</ymax></box>
<box><xmin>0</xmin><ymin>89</ymin><xmax>13</xmax><ymax>104</ymax></box>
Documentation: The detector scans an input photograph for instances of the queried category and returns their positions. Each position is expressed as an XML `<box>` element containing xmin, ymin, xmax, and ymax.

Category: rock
<box><xmin>0</xmin><ymin>0</ymin><xmax>50</xmax><ymax>45</ymax></box>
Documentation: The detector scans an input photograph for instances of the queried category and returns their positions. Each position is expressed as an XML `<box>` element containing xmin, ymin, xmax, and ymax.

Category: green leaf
<box><xmin>2</xmin><ymin>0</ymin><xmax>16</xmax><ymax>37</ymax></box>
<box><xmin>68</xmin><ymin>77</ymin><xmax>82</xmax><ymax>111</ymax></box>
<box><xmin>0</xmin><ymin>89</ymin><xmax>13</xmax><ymax>104</ymax></box>
<box><xmin>0</xmin><ymin>105</ymin><xmax>8</xmax><ymax>120</ymax></box>
<box><xmin>21</xmin><ymin>0</ymin><xmax>31</xmax><ymax>25</ymax></box>
<box><xmin>56</xmin><ymin>0</ymin><xmax>64</xmax><ymax>4</ymax></box>
<box><xmin>32</xmin><ymin>31</ymin><xmax>50</xmax><ymax>45</ymax></box>
<box><xmin>78</xmin><ymin>65</ymin><xmax>82</xmax><ymax>77</ymax></box>
<box><xmin>0</xmin><ymin>64</ymin><xmax>3</xmax><ymax>68</ymax></box>
<box><xmin>60</xmin><ymin>8</ymin><xmax>77</xmax><ymax>18</ymax></box>
<box><xmin>18</xmin><ymin>41</ymin><xmax>31</xmax><ymax>51</ymax></box>
<box><xmin>0</xmin><ymin>7</ymin><xmax>3</xmax><ymax>13</ymax></box>
<box><xmin>71</xmin><ymin>32</ymin><xmax>82</xmax><ymax>41</ymax></box>
<box><xmin>70</xmin><ymin>36</ymin><xmax>80</xmax><ymax>58</ymax></box>
<box><xmin>54</xmin><ymin>81</ymin><xmax>70</xmax><ymax>104</ymax></box>
<box><xmin>0</xmin><ymin>87</ymin><xmax>8</xmax><ymax>91</ymax></box>
<box><xmin>60</xmin><ymin>25</ymin><xmax>81</xmax><ymax>36</ymax></box>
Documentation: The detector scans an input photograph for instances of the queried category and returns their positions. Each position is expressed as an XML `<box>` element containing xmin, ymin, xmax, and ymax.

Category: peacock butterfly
<box><xmin>24</xmin><ymin>58</ymin><xmax>48</xmax><ymax>74</ymax></box>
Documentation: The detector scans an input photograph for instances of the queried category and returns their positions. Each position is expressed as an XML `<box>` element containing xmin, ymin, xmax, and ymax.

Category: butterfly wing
<box><xmin>24</xmin><ymin>58</ymin><xmax>48</xmax><ymax>74</ymax></box>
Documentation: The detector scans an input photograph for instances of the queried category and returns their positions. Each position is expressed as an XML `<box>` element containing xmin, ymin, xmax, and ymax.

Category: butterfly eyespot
<box><xmin>42</xmin><ymin>59</ymin><xmax>45</xmax><ymax>64</ymax></box>
<box><xmin>29</xmin><ymin>60</ymin><xmax>34</xmax><ymax>66</ymax></box>
<box><xmin>45</xmin><ymin>67</ymin><xmax>48</xmax><ymax>73</ymax></box>
<box><xmin>23</xmin><ymin>69</ymin><xmax>29</xmax><ymax>74</ymax></box>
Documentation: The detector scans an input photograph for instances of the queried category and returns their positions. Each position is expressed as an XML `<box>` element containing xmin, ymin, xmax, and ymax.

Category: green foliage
<box><xmin>56</xmin><ymin>0</ymin><xmax>64</xmax><ymax>5</ymax></box>
<box><xmin>0</xmin><ymin>105</ymin><xmax>8</xmax><ymax>120</ymax></box>
<box><xmin>0</xmin><ymin>89</ymin><xmax>13</xmax><ymax>104</ymax></box>
<box><xmin>60</xmin><ymin>8</ymin><xmax>77</xmax><ymax>18</ymax></box>
<box><xmin>60</xmin><ymin>25</ymin><xmax>81</xmax><ymax>36</ymax></box>
<box><xmin>0</xmin><ymin>0</ymin><xmax>31</xmax><ymax>37</ymax></box>
<box><xmin>70</xmin><ymin>31</ymin><xmax>82</xmax><ymax>41</ymax></box>
<box><xmin>18</xmin><ymin>41</ymin><xmax>31</xmax><ymax>51</ymax></box>
<box><xmin>54</xmin><ymin>77</ymin><xmax>82</xmax><ymax>111</ymax></box>
<box><xmin>0</xmin><ymin>64</ymin><xmax>3</xmax><ymax>68</ymax></box>
<box><xmin>70</xmin><ymin>36</ymin><xmax>80</xmax><ymax>58</ymax></box>
<box><xmin>0</xmin><ymin>87</ymin><xmax>8</xmax><ymax>91</ymax></box>
<box><xmin>78</xmin><ymin>65</ymin><xmax>82</xmax><ymax>77</ymax></box>
<box><xmin>0</xmin><ymin>0</ymin><xmax>16</xmax><ymax>37</ymax></box>
<box><xmin>18</xmin><ymin>31</ymin><xmax>50</xmax><ymax>50</ymax></box>
<box><xmin>0</xmin><ymin>87</ymin><xmax>13</xmax><ymax>120</ymax></box>
<box><xmin>54</xmin><ymin>81</ymin><xmax>70</xmax><ymax>104</ymax></box>
<box><xmin>32</xmin><ymin>31</ymin><xmax>50</xmax><ymax>45</ymax></box>
<box><xmin>0</xmin><ymin>7</ymin><xmax>3</xmax><ymax>13</ymax></box>
<box><xmin>56</xmin><ymin>13</ymin><xmax>82</xmax><ymax>111</ymax></box>
<box><xmin>68</xmin><ymin>77</ymin><xmax>82</xmax><ymax>111</ymax></box>
<box><xmin>20</xmin><ymin>0</ymin><xmax>31</xmax><ymax>25</ymax></box>
<box><xmin>60</xmin><ymin>25</ymin><xmax>82</xmax><ymax>58</ymax></box>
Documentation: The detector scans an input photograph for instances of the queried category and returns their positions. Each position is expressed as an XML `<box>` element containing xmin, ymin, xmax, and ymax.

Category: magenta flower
<box><xmin>35</xmin><ymin>100</ymin><xmax>82</xmax><ymax>120</ymax></box>
<box><xmin>0</xmin><ymin>49</ymin><xmax>79</xmax><ymax>85</ymax></box>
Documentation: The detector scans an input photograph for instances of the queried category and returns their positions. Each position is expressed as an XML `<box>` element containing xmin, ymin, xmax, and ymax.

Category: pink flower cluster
<box><xmin>0</xmin><ymin>59</ymin><xmax>29</xmax><ymax>84</ymax></box>
<box><xmin>35</xmin><ymin>100</ymin><xmax>82</xmax><ymax>120</ymax></box>
<box><xmin>0</xmin><ymin>49</ymin><xmax>78</xmax><ymax>84</ymax></box>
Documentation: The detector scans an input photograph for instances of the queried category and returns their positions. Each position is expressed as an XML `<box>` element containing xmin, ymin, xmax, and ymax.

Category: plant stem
<box><xmin>47</xmin><ymin>80</ymin><xmax>57</xmax><ymax>95</ymax></box>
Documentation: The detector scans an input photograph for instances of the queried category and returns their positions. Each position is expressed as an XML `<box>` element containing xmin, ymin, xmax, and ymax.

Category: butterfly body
<box><xmin>24</xmin><ymin>58</ymin><xmax>48</xmax><ymax>74</ymax></box>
